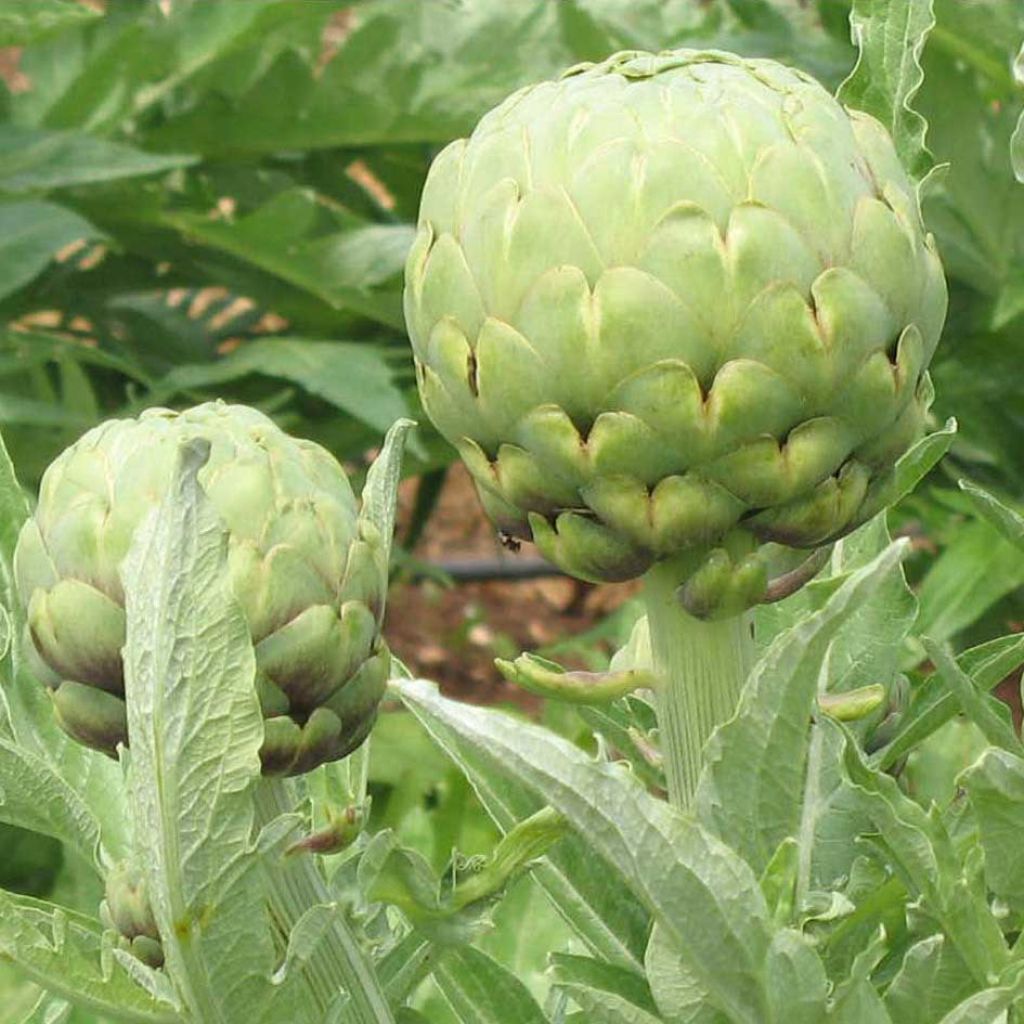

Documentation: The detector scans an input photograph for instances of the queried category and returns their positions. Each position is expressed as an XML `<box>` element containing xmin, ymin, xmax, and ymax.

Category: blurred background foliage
<box><xmin>0</xmin><ymin>0</ymin><xmax>1022</xmax><ymax>1018</ymax></box>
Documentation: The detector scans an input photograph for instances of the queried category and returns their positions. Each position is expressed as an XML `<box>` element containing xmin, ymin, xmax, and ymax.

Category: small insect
<box><xmin>498</xmin><ymin>531</ymin><xmax>521</xmax><ymax>552</ymax></box>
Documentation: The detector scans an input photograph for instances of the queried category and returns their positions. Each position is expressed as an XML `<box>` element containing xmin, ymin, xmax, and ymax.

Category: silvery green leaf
<box><xmin>434</xmin><ymin>945</ymin><xmax>548</xmax><ymax>1024</ymax></box>
<box><xmin>15</xmin><ymin>993</ymin><xmax>71</xmax><ymax>1024</ymax></box>
<box><xmin>548</xmin><ymin>954</ymin><xmax>660</xmax><ymax>1024</ymax></box>
<box><xmin>935</xmin><ymin>964</ymin><xmax>1024</xmax><ymax>1024</ymax></box>
<box><xmin>120</xmin><ymin>438</ymin><xmax>276</xmax><ymax>1024</ymax></box>
<box><xmin>764</xmin><ymin>930</ymin><xmax>827</xmax><ymax>1024</ymax></box>
<box><xmin>0</xmin><ymin>890</ymin><xmax>179</xmax><ymax>1023</ymax></box>
<box><xmin>922</xmin><ymin>639</ymin><xmax>1023</xmax><ymax>755</ymax></box>
<box><xmin>959</xmin><ymin>480</ymin><xmax>1024</xmax><ymax>551</ymax></box>
<box><xmin>876</xmin><ymin>632</ymin><xmax>1024</xmax><ymax>770</ymax></box>
<box><xmin>0</xmin><ymin>737</ymin><xmax>102</xmax><ymax>865</ymax></box>
<box><xmin>359</xmin><ymin>418</ymin><xmax>415</xmax><ymax>570</ymax></box>
<box><xmin>392</xmin><ymin>681</ymin><xmax>649</xmax><ymax>972</ymax></box>
<box><xmin>961</xmin><ymin>749</ymin><xmax>1024</xmax><ymax>911</ymax></box>
<box><xmin>376</xmin><ymin>932</ymin><xmax>432</xmax><ymax>1011</ymax></box>
<box><xmin>644</xmin><ymin>923</ymin><xmax>726</xmax><ymax>1024</ymax></box>
<box><xmin>840</xmin><ymin>723</ymin><xmax>1009</xmax><ymax>985</ymax></box>
<box><xmin>838</xmin><ymin>0</ymin><xmax>937</xmax><ymax>178</ymax></box>
<box><xmin>397</xmin><ymin>678</ymin><xmax>778</xmax><ymax>1024</ymax></box>
<box><xmin>696</xmin><ymin>541</ymin><xmax>909</xmax><ymax>875</ymax></box>
<box><xmin>883</xmin><ymin>934</ymin><xmax>975</xmax><ymax>1024</ymax></box>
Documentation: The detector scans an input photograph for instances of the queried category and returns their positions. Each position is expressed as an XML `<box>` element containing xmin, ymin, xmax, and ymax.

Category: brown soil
<box><xmin>387</xmin><ymin>463</ymin><xmax>638</xmax><ymax>707</ymax></box>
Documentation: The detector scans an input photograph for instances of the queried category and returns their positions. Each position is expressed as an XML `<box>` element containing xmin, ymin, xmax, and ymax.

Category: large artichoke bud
<box><xmin>15</xmin><ymin>402</ymin><xmax>401</xmax><ymax>775</ymax></box>
<box><xmin>405</xmin><ymin>49</ymin><xmax>946</xmax><ymax>614</ymax></box>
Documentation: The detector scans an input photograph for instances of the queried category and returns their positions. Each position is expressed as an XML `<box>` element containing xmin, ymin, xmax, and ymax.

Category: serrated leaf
<box><xmin>840</xmin><ymin>723</ymin><xmax>1009</xmax><ymax>985</ymax></box>
<box><xmin>390</xmin><ymin>690</ymin><xmax>649</xmax><ymax>972</ymax></box>
<box><xmin>644</xmin><ymin>923</ymin><xmax>726</xmax><ymax>1024</ymax></box>
<box><xmin>120</xmin><ymin>439</ymin><xmax>276</xmax><ymax>1024</ymax></box>
<box><xmin>961</xmin><ymin>748</ymin><xmax>1024</xmax><ymax>911</ymax></box>
<box><xmin>935</xmin><ymin>965</ymin><xmax>1024</xmax><ymax>1024</ymax></box>
<box><xmin>397</xmin><ymin>678</ymin><xmax>786</xmax><ymax>1024</ymax></box>
<box><xmin>0</xmin><ymin>890</ymin><xmax>178</xmax><ymax>1023</ymax></box>
<box><xmin>922</xmin><ymin>639</ymin><xmax>1023</xmax><ymax>755</ymax></box>
<box><xmin>0</xmin><ymin>738</ymin><xmax>102</xmax><ymax>865</ymax></box>
<box><xmin>695</xmin><ymin>541</ymin><xmax>908</xmax><ymax>875</ymax></box>
<box><xmin>549</xmin><ymin>954</ymin><xmax>659</xmax><ymax>1024</ymax></box>
<box><xmin>883</xmin><ymin>934</ymin><xmax>975</xmax><ymax>1024</ymax></box>
<box><xmin>434</xmin><ymin>945</ymin><xmax>548</xmax><ymax>1024</ymax></box>
<box><xmin>838</xmin><ymin>0</ymin><xmax>936</xmax><ymax>177</ymax></box>
<box><xmin>876</xmin><ymin>633</ymin><xmax>1024</xmax><ymax>770</ymax></box>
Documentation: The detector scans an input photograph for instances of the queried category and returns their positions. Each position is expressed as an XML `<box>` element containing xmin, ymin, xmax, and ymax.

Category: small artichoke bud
<box><xmin>404</xmin><ymin>48</ymin><xmax>946</xmax><ymax>614</ymax></box>
<box><xmin>15</xmin><ymin>402</ymin><xmax>402</xmax><ymax>775</ymax></box>
<box><xmin>101</xmin><ymin>862</ymin><xmax>164</xmax><ymax>969</ymax></box>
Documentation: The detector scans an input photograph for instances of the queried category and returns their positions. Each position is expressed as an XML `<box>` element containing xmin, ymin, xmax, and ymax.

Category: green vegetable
<box><xmin>100</xmin><ymin>861</ymin><xmax>164</xmax><ymax>969</ymax></box>
<box><xmin>405</xmin><ymin>48</ymin><xmax>946</xmax><ymax>615</ymax></box>
<box><xmin>16</xmin><ymin>401</ymin><xmax>393</xmax><ymax>776</ymax></box>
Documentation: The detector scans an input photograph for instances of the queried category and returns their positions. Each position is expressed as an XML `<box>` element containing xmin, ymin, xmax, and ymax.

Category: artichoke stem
<box><xmin>253</xmin><ymin>778</ymin><xmax>395</xmax><ymax>1024</ymax></box>
<box><xmin>642</xmin><ymin>562</ymin><xmax>755</xmax><ymax>809</ymax></box>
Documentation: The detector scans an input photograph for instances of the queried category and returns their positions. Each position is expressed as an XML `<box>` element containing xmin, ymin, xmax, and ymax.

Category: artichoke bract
<box><xmin>16</xmin><ymin>402</ymin><xmax>393</xmax><ymax>775</ymax></box>
<box><xmin>405</xmin><ymin>49</ymin><xmax>946</xmax><ymax>613</ymax></box>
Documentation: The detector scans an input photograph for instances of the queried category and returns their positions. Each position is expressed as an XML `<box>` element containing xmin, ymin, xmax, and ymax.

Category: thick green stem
<box><xmin>254</xmin><ymin>778</ymin><xmax>395</xmax><ymax>1024</ymax></box>
<box><xmin>642</xmin><ymin>562</ymin><xmax>755</xmax><ymax>810</ymax></box>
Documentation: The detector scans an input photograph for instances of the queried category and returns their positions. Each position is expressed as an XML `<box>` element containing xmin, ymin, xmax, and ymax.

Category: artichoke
<box><xmin>405</xmin><ymin>49</ymin><xmax>946</xmax><ymax>614</ymax></box>
<box><xmin>15</xmin><ymin>402</ymin><xmax>397</xmax><ymax>776</ymax></box>
<box><xmin>101</xmin><ymin>861</ymin><xmax>164</xmax><ymax>969</ymax></box>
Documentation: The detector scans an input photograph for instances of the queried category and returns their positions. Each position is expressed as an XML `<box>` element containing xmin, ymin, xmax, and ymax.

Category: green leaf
<box><xmin>0</xmin><ymin>890</ymin><xmax>178</xmax><ymax>1023</ymax></box>
<box><xmin>0</xmin><ymin>125</ymin><xmax>196</xmax><ymax>193</ymax></box>
<box><xmin>145</xmin><ymin>0</ymin><xmax>719</xmax><ymax>154</ymax></box>
<box><xmin>434</xmin><ymin>945</ymin><xmax>548</xmax><ymax>1024</ymax></box>
<box><xmin>155</xmin><ymin>337</ymin><xmax>409</xmax><ymax>438</ymax></box>
<box><xmin>11</xmin><ymin>989</ymin><xmax>71</xmax><ymax>1024</ymax></box>
<box><xmin>120</xmin><ymin>439</ymin><xmax>277</xmax><ymax>1024</ymax></box>
<box><xmin>764</xmin><ymin>930</ymin><xmax>829</xmax><ymax>1024</ymax></box>
<box><xmin>883</xmin><ymin>934</ymin><xmax>975</xmax><ymax>1024</ymax></box>
<box><xmin>934</xmin><ymin>965</ymin><xmax>1024</xmax><ymax>1024</ymax></box>
<box><xmin>549</xmin><ymin>954</ymin><xmax>660</xmax><ymax>1024</ymax></box>
<box><xmin>961</xmin><ymin>748</ymin><xmax>1024</xmax><ymax>911</ymax></box>
<box><xmin>914</xmin><ymin>519</ymin><xmax>1024</xmax><ymax>643</ymax></box>
<box><xmin>0</xmin><ymin>0</ymin><xmax>98</xmax><ymax>47</ymax></box>
<box><xmin>921</xmin><ymin>638</ymin><xmax>1023</xmax><ymax>755</ymax></box>
<box><xmin>644</xmin><ymin>923</ymin><xmax>727</xmax><ymax>1024</ymax></box>
<box><xmin>876</xmin><ymin>633</ymin><xmax>1024</xmax><ymax>769</ymax></box>
<box><xmin>696</xmin><ymin>540</ymin><xmax>909</xmax><ymax>875</ymax></box>
<box><xmin>0</xmin><ymin>200</ymin><xmax>100</xmax><ymax>302</ymax></box>
<box><xmin>840</xmin><ymin>723</ymin><xmax>1009</xmax><ymax>985</ymax></box>
<box><xmin>0</xmin><ymin>738</ymin><xmax>102</xmax><ymax>865</ymax></box>
<box><xmin>391</xmin><ymin>690</ymin><xmax>651</xmax><ymax>972</ymax></box>
<box><xmin>397</xmin><ymin>678</ymin><xmax>792</xmax><ymax>1024</ymax></box>
<box><xmin>161</xmin><ymin>190</ymin><xmax>412</xmax><ymax>330</ymax></box>
<box><xmin>838</xmin><ymin>0</ymin><xmax>937</xmax><ymax>177</ymax></box>
<box><xmin>958</xmin><ymin>480</ymin><xmax>1024</xmax><ymax>551</ymax></box>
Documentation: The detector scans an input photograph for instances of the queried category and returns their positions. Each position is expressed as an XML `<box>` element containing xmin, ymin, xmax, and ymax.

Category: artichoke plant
<box><xmin>405</xmin><ymin>47</ymin><xmax>947</xmax><ymax>808</ymax></box>
<box><xmin>404</xmin><ymin>48</ymin><xmax>946</xmax><ymax>617</ymax></box>
<box><xmin>15</xmin><ymin>402</ymin><xmax>395</xmax><ymax>776</ymax></box>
